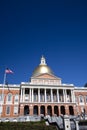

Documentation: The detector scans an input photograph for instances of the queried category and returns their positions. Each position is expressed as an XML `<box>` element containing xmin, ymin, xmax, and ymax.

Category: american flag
<box><xmin>5</xmin><ymin>68</ymin><xmax>13</xmax><ymax>74</ymax></box>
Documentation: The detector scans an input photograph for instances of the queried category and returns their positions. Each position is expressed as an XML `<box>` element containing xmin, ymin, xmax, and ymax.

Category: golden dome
<box><xmin>32</xmin><ymin>56</ymin><xmax>54</xmax><ymax>77</ymax></box>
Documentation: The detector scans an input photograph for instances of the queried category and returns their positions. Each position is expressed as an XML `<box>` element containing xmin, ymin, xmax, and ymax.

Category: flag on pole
<box><xmin>5</xmin><ymin>68</ymin><xmax>13</xmax><ymax>74</ymax></box>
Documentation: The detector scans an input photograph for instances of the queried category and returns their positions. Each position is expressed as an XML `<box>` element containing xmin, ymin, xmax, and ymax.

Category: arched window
<box><xmin>54</xmin><ymin>106</ymin><xmax>59</xmax><ymax>116</ymax></box>
<box><xmin>60</xmin><ymin>106</ymin><xmax>65</xmax><ymax>115</ymax></box>
<box><xmin>14</xmin><ymin>94</ymin><xmax>19</xmax><ymax>102</ymax></box>
<box><xmin>7</xmin><ymin>93</ymin><xmax>12</xmax><ymax>102</ymax></box>
<box><xmin>85</xmin><ymin>96</ymin><xmax>87</xmax><ymax>103</ymax></box>
<box><xmin>33</xmin><ymin>105</ymin><xmax>38</xmax><ymax>115</ymax></box>
<box><xmin>69</xmin><ymin>106</ymin><xmax>74</xmax><ymax>115</ymax></box>
<box><xmin>79</xmin><ymin>95</ymin><xmax>84</xmax><ymax>103</ymax></box>
<box><xmin>47</xmin><ymin>106</ymin><xmax>52</xmax><ymax>116</ymax></box>
<box><xmin>24</xmin><ymin>105</ymin><xmax>29</xmax><ymax>115</ymax></box>
<box><xmin>40</xmin><ymin>106</ymin><xmax>45</xmax><ymax>115</ymax></box>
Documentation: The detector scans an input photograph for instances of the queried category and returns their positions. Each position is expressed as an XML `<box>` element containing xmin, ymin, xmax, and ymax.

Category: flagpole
<box><xmin>2</xmin><ymin>71</ymin><xmax>6</xmax><ymax>97</ymax></box>
<box><xmin>1</xmin><ymin>71</ymin><xmax>7</xmax><ymax>117</ymax></box>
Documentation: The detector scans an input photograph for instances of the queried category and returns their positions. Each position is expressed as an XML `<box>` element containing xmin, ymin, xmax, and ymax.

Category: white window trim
<box><xmin>6</xmin><ymin>93</ymin><xmax>12</xmax><ymax>104</ymax></box>
<box><xmin>79</xmin><ymin>95</ymin><xmax>84</xmax><ymax>105</ymax></box>
<box><xmin>6</xmin><ymin>106</ymin><xmax>10</xmax><ymax>115</ymax></box>
<box><xmin>14</xmin><ymin>94</ymin><xmax>19</xmax><ymax>104</ymax></box>
<box><xmin>14</xmin><ymin>106</ymin><xmax>18</xmax><ymax>115</ymax></box>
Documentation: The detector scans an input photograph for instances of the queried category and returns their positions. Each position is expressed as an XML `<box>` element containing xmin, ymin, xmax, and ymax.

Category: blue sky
<box><xmin>0</xmin><ymin>0</ymin><xmax>87</xmax><ymax>87</ymax></box>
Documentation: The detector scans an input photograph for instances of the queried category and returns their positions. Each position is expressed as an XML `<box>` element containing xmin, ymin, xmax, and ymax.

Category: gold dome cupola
<box><xmin>32</xmin><ymin>56</ymin><xmax>54</xmax><ymax>77</ymax></box>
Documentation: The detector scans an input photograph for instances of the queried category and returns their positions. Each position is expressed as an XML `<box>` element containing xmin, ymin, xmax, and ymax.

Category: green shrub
<box><xmin>79</xmin><ymin>120</ymin><xmax>87</xmax><ymax>126</ymax></box>
<box><xmin>0</xmin><ymin>121</ymin><xmax>56</xmax><ymax>130</ymax></box>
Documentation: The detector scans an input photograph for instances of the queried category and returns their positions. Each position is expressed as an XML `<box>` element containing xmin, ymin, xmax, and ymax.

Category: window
<box><xmin>7</xmin><ymin>93</ymin><xmax>12</xmax><ymax>102</ymax></box>
<box><xmin>85</xmin><ymin>96</ymin><xmax>87</xmax><ymax>103</ymax></box>
<box><xmin>6</xmin><ymin>106</ymin><xmax>10</xmax><ymax>114</ymax></box>
<box><xmin>14</xmin><ymin>106</ymin><xmax>18</xmax><ymax>114</ymax></box>
<box><xmin>79</xmin><ymin>95</ymin><xmax>84</xmax><ymax>103</ymax></box>
<box><xmin>0</xmin><ymin>94</ymin><xmax>4</xmax><ymax>101</ymax></box>
<box><xmin>25</xmin><ymin>88</ymin><xmax>29</xmax><ymax>94</ymax></box>
<box><xmin>0</xmin><ymin>94</ymin><xmax>2</xmax><ymax>101</ymax></box>
<box><xmin>0</xmin><ymin>106</ymin><xmax>2</xmax><ymax>114</ymax></box>
<box><xmin>14</xmin><ymin>94</ymin><xmax>19</xmax><ymax>102</ymax></box>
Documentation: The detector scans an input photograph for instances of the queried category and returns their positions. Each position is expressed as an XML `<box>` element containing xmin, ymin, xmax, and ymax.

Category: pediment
<box><xmin>33</xmin><ymin>73</ymin><xmax>61</xmax><ymax>80</ymax></box>
<box><xmin>30</xmin><ymin>73</ymin><xmax>61</xmax><ymax>85</ymax></box>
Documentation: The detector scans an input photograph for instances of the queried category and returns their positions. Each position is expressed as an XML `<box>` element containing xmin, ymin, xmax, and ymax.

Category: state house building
<box><xmin>0</xmin><ymin>56</ymin><xmax>87</xmax><ymax>118</ymax></box>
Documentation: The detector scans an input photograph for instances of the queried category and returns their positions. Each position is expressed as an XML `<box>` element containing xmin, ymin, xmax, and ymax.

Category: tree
<box><xmin>84</xmin><ymin>83</ymin><xmax>87</xmax><ymax>87</ymax></box>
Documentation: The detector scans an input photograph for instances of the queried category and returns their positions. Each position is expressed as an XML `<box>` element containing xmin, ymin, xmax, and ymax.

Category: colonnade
<box><xmin>20</xmin><ymin>87</ymin><xmax>75</xmax><ymax>103</ymax></box>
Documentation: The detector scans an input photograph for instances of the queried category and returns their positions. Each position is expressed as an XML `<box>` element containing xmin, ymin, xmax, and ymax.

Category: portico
<box><xmin>20</xmin><ymin>87</ymin><xmax>75</xmax><ymax>103</ymax></box>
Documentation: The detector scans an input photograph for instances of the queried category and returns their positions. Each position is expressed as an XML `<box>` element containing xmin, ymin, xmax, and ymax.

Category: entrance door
<box><xmin>47</xmin><ymin>106</ymin><xmax>52</xmax><ymax>116</ymax></box>
<box><xmin>69</xmin><ymin>106</ymin><xmax>74</xmax><ymax>115</ymax></box>
<box><xmin>24</xmin><ymin>105</ymin><xmax>29</xmax><ymax>115</ymax></box>
<box><xmin>61</xmin><ymin>106</ymin><xmax>65</xmax><ymax>115</ymax></box>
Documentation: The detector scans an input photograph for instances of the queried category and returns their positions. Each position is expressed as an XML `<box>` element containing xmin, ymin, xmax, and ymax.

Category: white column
<box><xmin>71</xmin><ymin>90</ymin><xmax>73</xmax><ymax>102</ymax></box>
<box><xmin>30</xmin><ymin>88</ymin><xmax>31</xmax><ymax>102</ymax></box>
<box><xmin>63</xmin><ymin>89</ymin><xmax>65</xmax><ymax>102</ymax></box>
<box><xmin>51</xmin><ymin>89</ymin><xmax>53</xmax><ymax>102</ymax></box>
<box><xmin>65</xmin><ymin>89</ymin><xmax>67</xmax><ymax>102</ymax></box>
<box><xmin>63</xmin><ymin>89</ymin><xmax>66</xmax><ymax>102</ymax></box>
<box><xmin>20</xmin><ymin>88</ymin><xmax>22</xmax><ymax>101</ymax></box>
<box><xmin>57</xmin><ymin>89</ymin><xmax>59</xmax><ymax>102</ymax></box>
<box><xmin>32</xmin><ymin>88</ymin><xmax>33</xmax><ymax>102</ymax></box>
<box><xmin>45</xmin><ymin>89</ymin><xmax>47</xmax><ymax>102</ymax></box>
<box><xmin>38</xmin><ymin>88</ymin><xmax>40</xmax><ymax>102</ymax></box>
<box><xmin>71</xmin><ymin>90</ymin><xmax>75</xmax><ymax>102</ymax></box>
<box><xmin>23</xmin><ymin>88</ymin><xmax>25</xmax><ymax>102</ymax></box>
<box><xmin>73</xmin><ymin>91</ymin><xmax>75</xmax><ymax>103</ymax></box>
<box><xmin>22</xmin><ymin>88</ymin><xmax>23</xmax><ymax>101</ymax></box>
